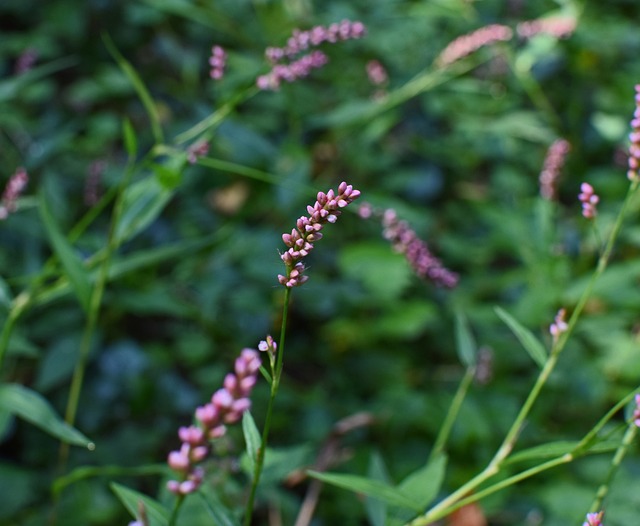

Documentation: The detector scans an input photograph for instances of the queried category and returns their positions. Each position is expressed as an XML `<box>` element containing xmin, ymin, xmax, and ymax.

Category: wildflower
<box><xmin>627</xmin><ymin>84</ymin><xmax>640</xmax><ymax>182</ymax></box>
<box><xmin>258</xmin><ymin>20</ymin><xmax>366</xmax><ymax>91</ymax></box>
<box><xmin>187</xmin><ymin>140</ymin><xmax>210</xmax><ymax>164</ymax></box>
<box><xmin>583</xmin><ymin>511</ymin><xmax>604</xmax><ymax>526</ymax></box>
<box><xmin>549</xmin><ymin>308</ymin><xmax>568</xmax><ymax>341</ymax></box>
<box><xmin>380</xmin><ymin>208</ymin><xmax>459</xmax><ymax>288</ymax></box>
<box><xmin>15</xmin><ymin>48</ymin><xmax>38</xmax><ymax>74</ymax></box>
<box><xmin>166</xmin><ymin>347</ymin><xmax>261</xmax><ymax>495</ymax></box>
<box><xmin>278</xmin><ymin>182</ymin><xmax>360</xmax><ymax>288</ymax></box>
<box><xmin>539</xmin><ymin>139</ymin><xmax>570</xmax><ymax>200</ymax></box>
<box><xmin>436</xmin><ymin>24</ymin><xmax>513</xmax><ymax>67</ymax></box>
<box><xmin>209</xmin><ymin>45</ymin><xmax>226</xmax><ymax>80</ymax></box>
<box><xmin>516</xmin><ymin>16</ymin><xmax>577</xmax><ymax>39</ymax></box>
<box><xmin>0</xmin><ymin>167</ymin><xmax>28</xmax><ymax>220</ymax></box>
<box><xmin>366</xmin><ymin>60</ymin><xmax>388</xmax><ymax>86</ymax></box>
<box><xmin>578</xmin><ymin>182</ymin><xmax>599</xmax><ymax>219</ymax></box>
<box><xmin>633</xmin><ymin>393</ymin><xmax>640</xmax><ymax>428</ymax></box>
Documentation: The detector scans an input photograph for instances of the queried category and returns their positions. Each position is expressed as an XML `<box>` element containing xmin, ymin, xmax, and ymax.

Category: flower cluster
<box><xmin>187</xmin><ymin>140</ymin><xmax>210</xmax><ymax>164</ymax></box>
<box><xmin>578</xmin><ymin>182</ymin><xmax>599</xmax><ymax>219</ymax></box>
<box><xmin>209</xmin><ymin>45</ymin><xmax>227</xmax><ymax>80</ymax></box>
<box><xmin>278</xmin><ymin>182</ymin><xmax>361</xmax><ymax>288</ymax></box>
<box><xmin>583</xmin><ymin>511</ymin><xmax>604</xmax><ymax>526</ymax></box>
<box><xmin>516</xmin><ymin>16</ymin><xmax>577</xmax><ymax>39</ymax></box>
<box><xmin>633</xmin><ymin>393</ymin><xmax>640</xmax><ymax>428</ymax></box>
<box><xmin>549</xmin><ymin>308</ymin><xmax>568</xmax><ymax>342</ymax></box>
<box><xmin>436</xmin><ymin>24</ymin><xmax>513</xmax><ymax>67</ymax></box>
<box><xmin>257</xmin><ymin>20</ymin><xmax>366</xmax><ymax>91</ymax></box>
<box><xmin>366</xmin><ymin>60</ymin><xmax>388</xmax><ymax>86</ymax></box>
<box><xmin>360</xmin><ymin>203</ymin><xmax>458</xmax><ymax>288</ymax></box>
<box><xmin>0</xmin><ymin>167</ymin><xmax>28</xmax><ymax>220</ymax></box>
<box><xmin>166</xmin><ymin>348</ymin><xmax>261</xmax><ymax>495</ymax></box>
<box><xmin>539</xmin><ymin>139</ymin><xmax>570</xmax><ymax>200</ymax></box>
<box><xmin>627</xmin><ymin>84</ymin><xmax>640</xmax><ymax>182</ymax></box>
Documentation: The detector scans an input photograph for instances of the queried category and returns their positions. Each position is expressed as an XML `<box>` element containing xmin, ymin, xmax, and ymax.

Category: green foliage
<box><xmin>1</xmin><ymin>0</ymin><xmax>640</xmax><ymax>524</ymax></box>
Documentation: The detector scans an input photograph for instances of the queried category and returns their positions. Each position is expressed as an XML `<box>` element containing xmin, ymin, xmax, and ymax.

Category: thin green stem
<box><xmin>430</xmin><ymin>365</ymin><xmax>476</xmax><ymax>460</ymax></box>
<box><xmin>590</xmin><ymin>423</ymin><xmax>637</xmax><ymax>512</ymax></box>
<box><xmin>243</xmin><ymin>287</ymin><xmax>291</xmax><ymax>525</ymax></box>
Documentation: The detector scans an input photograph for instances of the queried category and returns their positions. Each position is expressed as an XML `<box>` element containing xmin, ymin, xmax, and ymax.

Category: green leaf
<box><xmin>506</xmin><ymin>440</ymin><xmax>621</xmax><ymax>465</ymax></box>
<box><xmin>495</xmin><ymin>307</ymin><xmax>547</xmax><ymax>368</ymax></box>
<box><xmin>242</xmin><ymin>411</ymin><xmax>261</xmax><ymax>473</ymax></box>
<box><xmin>122</xmin><ymin>118</ymin><xmax>137</xmax><ymax>158</ymax></box>
<box><xmin>39</xmin><ymin>192</ymin><xmax>92</xmax><ymax>312</ymax></box>
<box><xmin>110</xmin><ymin>482</ymin><xmax>169</xmax><ymax>526</ymax></box>
<box><xmin>307</xmin><ymin>471</ymin><xmax>421</xmax><ymax>512</ymax></box>
<box><xmin>397</xmin><ymin>453</ymin><xmax>447</xmax><ymax>510</ymax></box>
<box><xmin>365</xmin><ymin>452</ymin><xmax>391</xmax><ymax>526</ymax></box>
<box><xmin>454</xmin><ymin>309</ymin><xmax>476</xmax><ymax>367</ymax></box>
<box><xmin>115</xmin><ymin>176</ymin><xmax>173</xmax><ymax>243</ymax></box>
<box><xmin>102</xmin><ymin>33</ymin><xmax>163</xmax><ymax>144</ymax></box>
<box><xmin>196</xmin><ymin>491</ymin><xmax>239</xmax><ymax>526</ymax></box>
<box><xmin>0</xmin><ymin>384</ymin><xmax>92</xmax><ymax>448</ymax></box>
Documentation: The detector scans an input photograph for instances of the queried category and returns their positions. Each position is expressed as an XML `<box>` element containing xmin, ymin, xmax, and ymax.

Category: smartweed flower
<box><xmin>583</xmin><ymin>511</ymin><xmax>604</xmax><ymax>526</ymax></box>
<box><xmin>209</xmin><ymin>45</ymin><xmax>227</xmax><ymax>80</ymax></box>
<box><xmin>516</xmin><ymin>16</ymin><xmax>577</xmax><ymax>39</ymax></box>
<box><xmin>0</xmin><ymin>167</ymin><xmax>28</xmax><ymax>220</ymax></box>
<box><xmin>167</xmin><ymin>348</ymin><xmax>261</xmax><ymax>495</ymax></box>
<box><xmin>578</xmin><ymin>182</ymin><xmax>599</xmax><ymax>219</ymax></box>
<box><xmin>366</xmin><ymin>60</ymin><xmax>388</xmax><ymax>86</ymax></box>
<box><xmin>633</xmin><ymin>393</ymin><xmax>640</xmax><ymax>428</ymax></box>
<box><xmin>278</xmin><ymin>182</ymin><xmax>361</xmax><ymax>288</ymax></box>
<box><xmin>436</xmin><ymin>24</ymin><xmax>513</xmax><ymax>67</ymax></box>
<box><xmin>627</xmin><ymin>84</ymin><xmax>640</xmax><ymax>182</ymax></box>
<box><xmin>360</xmin><ymin>204</ymin><xmax>458</xmax><ymax>288</ymax></box>
<box><xmin>539</xmin><ymin>139</ymin><xmax>570</xmax><ymax>200</ymax></box>
<box><xmin>187</xmin><ymin>140</ymin><xmax>210</xmax><ymax>164</ymax></box>
<box><xmin>549</xmin><ymin>308</ymin><xmax>568</xmax><ymax>342</ymax></box>
<box><xmin>257</xmin><ymin>20</ymin><xmax>366</xmax><ymax>90</ymax></box>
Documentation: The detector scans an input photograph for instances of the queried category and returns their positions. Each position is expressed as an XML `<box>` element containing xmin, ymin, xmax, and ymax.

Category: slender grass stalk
<box><xmin>243</xmin><ymin>287</ymin><xmax>292</xmax><ymax>525</ymax></box>
<box><xmin>405</xmin><ymin>180</ymin><xmax>640</xmax><ymax>526</ymax></box>
<box><xmin>430</xmin><ymin>365</ymin><xmax>476</xmax><ymax>460</ymax></box>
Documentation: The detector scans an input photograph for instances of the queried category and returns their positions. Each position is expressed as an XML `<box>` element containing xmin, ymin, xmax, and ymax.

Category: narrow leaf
<box><xmin>39</xmin><ymin>192</ymin><xmax>92</xmax><ymax>312</ymax></box>
<box><xmin>495</xmin><ymin>307</ymin><xmax>547</xmax><ymax>368</ymax></box>
<box><xmin>102</xmin><ymin>33</ymin><xmax>163</xmax><ymax>144</ymax></box>
<box><xmin>454</xmin><ymin>309</ymin><xmax>476</xmax><ymax>367</ymax></box>
<box><xmin>242</xmin><ymin>411</ymin><xmax>261</xmax><ymax>472</ymax></box>
<box><xmin>307</xmin><ymin>471</ymin><xmax>421</xmax><ymax>512</ymax></box>
<box><xmin>365</xmin><ymin>452</ymin><xmax>391</xmax><ymax>526</ymax></box>
<box><xmin>197</xmin><ymin>491</ymin><xmax>239</xmax><ymax>526</ymax></box>
<box><xmin>110</xmin><ymin>482</ymin><xmax>169</xmax><ymax>526</ymax></box>
<box><xmin>0</xmin><ymin>384</ymin><xmax>92</xmax><ymax>448</ymax></box>
<box><xmin>397</xmin><ymin>453</ymin><xmax>447</xmax><ymax>510</ymax></box>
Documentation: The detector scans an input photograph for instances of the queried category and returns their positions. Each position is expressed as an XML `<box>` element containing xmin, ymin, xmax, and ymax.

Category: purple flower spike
<box><xmin>166</xmin><ymin>347</ymin><xmax>262</xmax><ymax>496</ymax></box>
<box><xmin>627</xmin><ymin>85</ymin><xmax>640</xmax><ymax>182</ymax></box>
<box><xmin>209</xmin><ymin>45</ymin><xmax>227</xmax><ymax>80</ymax></box>
<box><xmin>633</xmin><ymin>393</ymin><xmax>640</xmax><ymax>428</ymax></box>
<box><xmin>539</xmin><ymin>139</ymin><xmax>570</xmax><ymax>200</ymax></box>
<box><xmin>436</xmin><ymin>24</ymin><xmax>513</xmax><ymax>67</ymax></box>
<box><xmin>0</xmin><ymin>167</ymin><xmax>28</xmax><ymax>220</ymax></box>
<box><xmin>278</xmin><ymin>182</ymin><xmax>360</xmax><ymax>288</ymax></box>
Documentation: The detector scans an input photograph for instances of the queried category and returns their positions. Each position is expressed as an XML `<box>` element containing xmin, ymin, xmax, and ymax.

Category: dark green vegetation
<box><xmin>1</xmin><ymin>1</ymin><xmax>640</xmax><ymax>525</ymax></box>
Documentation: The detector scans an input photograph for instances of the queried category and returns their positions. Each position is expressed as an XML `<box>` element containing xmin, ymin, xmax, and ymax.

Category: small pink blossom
<box><xmin>633</xmin><ymin>393</ymin><xmax>640</xmax><ymax>428</ymax></box>
<box><xmin>517</xmin><ymin>16</ymin><xmax>577</xmax><ymax>39</ymax></box>
<box><xmin>209</xmin><ymin>45</ymin><xmax>226</xmax><ymax>80</ymax></box>
<box><xmin>366</xmin><ymin>60</ymin><xmax>388</xmax><ymax>86</ymax></box>
<box><xmin>549</xmin><ymin>308</ymin><xmax>568</xmax><ymax>341</ymax></box>
<box><xmin>0</xmin><ymin>167</ymin><xmax>28</xmax><ymax>220</ymax></box>
<box><xmin>578</xmin><ymin>182</ymin><xmax>599</xmax><ymax>219</ymax></box>
<box><xmin>187</xmin><ymin>140</ymin><xmax>210</xmax><ymax>164</ymax></box>
<box><xmin>583</xmin><ymin>511</ymin><xmax>604</xmax><ymax>526</ymax></box>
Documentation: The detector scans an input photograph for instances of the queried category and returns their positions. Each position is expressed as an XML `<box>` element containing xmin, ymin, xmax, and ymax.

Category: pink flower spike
<box><xmin>578</xmin><ymin>182</ymin><xmax>599</xmax><ymax>218</ymax></box>
<box><xmin>627</xmin><ymin>85</ymin><xmax>640</xmax><ymax>182</ymax></box>
<box><xmin>583</xmin><ymin>511</ymin><xmax>604</xmax><ymax>526</ymax></box>
<box><xmin>633</xmin><ymin>393</ymin><xmax>640</xmax><ymax>428</ymax></box>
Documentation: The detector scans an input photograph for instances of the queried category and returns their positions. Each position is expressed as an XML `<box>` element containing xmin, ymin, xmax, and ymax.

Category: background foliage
<box><xmin>1</xmin><ymin>0</ymin><xmax>640</xmax><ymax>524</ymax></box>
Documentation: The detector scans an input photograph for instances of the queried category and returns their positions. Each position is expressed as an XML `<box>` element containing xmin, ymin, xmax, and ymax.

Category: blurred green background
<box><xmin>1</xmin><ymin>0</ymin><xmax>640</xmax><ymax>524</ymax></box>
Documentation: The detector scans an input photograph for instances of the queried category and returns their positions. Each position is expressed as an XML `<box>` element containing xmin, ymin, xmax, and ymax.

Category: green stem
<box><xmin>243</xmin><ymin>287</ymin><xmax>291</xmax><ymax>525</ymax></box>
<box><xmin>430</xmin><ymin>365</ymin><xmax>476</xmax><ymax>460</ymax></box>
<box><xmin>590</xmin><ymin>422</ymin><xmax>637</xmax><ymax>512</ymax></box>
<box><xmin>405</xmin><ymin>181</ymin><xmax>640</xmax><ymax>526</ymax></box>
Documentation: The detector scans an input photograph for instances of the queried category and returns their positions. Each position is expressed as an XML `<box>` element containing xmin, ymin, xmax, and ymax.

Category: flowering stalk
<box><xmin>435</xmin><ymin>24</ymin><xmax>513</xmax><ymax>67</ymax></box>
<box><xmin>404</xmin><ymin>87</ymin><xmax>640</xmax><ymax>526</ymax></box>
<box><xmin>579</xmin><ymin>183</ymin><xmax>599</xmax><ymax>218</ymax></box>
<box><xmin>244</xmin><ymin>183</ymin><xmax>360</xmax><ymax>524</ymax></box>
<box><xmin>539</xmin><ymin>139</ymin><xmax>570</xmax><ymax>200</ymax></box>
<box><xmin>209</xmin><ymin>45</ymin><xmax>227</xmax><ymax>80</ymax></box>
<box><xmin>516</xmin><ymin>16</ymin><xmax>577</xmax><ymax>40</ymax></box>
<box><xmin>167</xmin><ymin>348</ymin><xmax>261</xmax><ymax>523</ymax></box>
